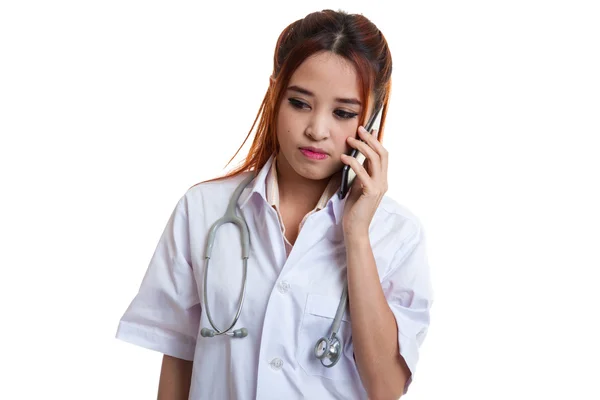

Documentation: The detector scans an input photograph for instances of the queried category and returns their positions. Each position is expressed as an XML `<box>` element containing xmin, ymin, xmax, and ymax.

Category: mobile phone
<box><xmin>338</xmin><ymin>105</ymin><xmax>383</xmax><ymax>199</ymax></box>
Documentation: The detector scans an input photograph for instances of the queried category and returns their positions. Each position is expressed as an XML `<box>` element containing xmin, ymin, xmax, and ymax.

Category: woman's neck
<box><xmin>275</xmin><ymin>156</ymin><xmax>331</xmax><ymax>210</ymax></box>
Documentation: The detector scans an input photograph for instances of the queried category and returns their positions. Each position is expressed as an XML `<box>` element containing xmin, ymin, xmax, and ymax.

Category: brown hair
<box><xmin>204</xmin><ymin>9</ymin><xmax>392</xmax><ymax>183</ymax></box>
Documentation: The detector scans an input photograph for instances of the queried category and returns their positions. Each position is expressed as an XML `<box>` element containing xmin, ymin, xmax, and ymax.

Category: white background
<box><xmin>1</xmin><ymin>1</ymin><xmax>599</xmax><ymax>399</ymax></box>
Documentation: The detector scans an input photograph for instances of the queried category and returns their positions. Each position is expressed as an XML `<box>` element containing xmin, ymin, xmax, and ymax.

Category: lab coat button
<box><xmin>269</xmin><ymin>358</ymin><xmax>283</xmax><ymax>371</ymax></box>
<box><xmin>278</xmin><ymin>280</ymin><xmax>290</xmax><ymax>294</ymax></box>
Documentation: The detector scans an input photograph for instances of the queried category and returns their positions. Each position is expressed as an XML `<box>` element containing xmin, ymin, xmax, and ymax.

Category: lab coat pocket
<box><xmin>296</xmin><ymin>293</ymin><xmax>359</xmax><ymax>381</ymax></box>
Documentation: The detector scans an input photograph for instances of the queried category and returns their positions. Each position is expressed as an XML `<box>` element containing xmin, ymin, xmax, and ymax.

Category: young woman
<box><xmin>117</xmin><ymin>9</ymin><xmax>433</xmax><ymax>400</ymax></box>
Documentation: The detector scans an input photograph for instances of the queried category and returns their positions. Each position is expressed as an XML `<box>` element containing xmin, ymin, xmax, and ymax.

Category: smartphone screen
<box><xmin>338</xmin><ymin>106</ymin><xmax>383</xmax><ymax>199</ymax></box>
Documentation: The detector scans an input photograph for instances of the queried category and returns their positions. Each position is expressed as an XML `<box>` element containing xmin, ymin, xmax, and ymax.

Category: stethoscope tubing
<box><xmin>202</xmin><ymin>173</ymin><xmax>254</xmax><ymax>337</ymax></box>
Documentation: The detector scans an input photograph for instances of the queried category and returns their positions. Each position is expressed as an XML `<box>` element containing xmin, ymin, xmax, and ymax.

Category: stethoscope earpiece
<box><xmin>231</xmin><ymin>328</ymin><xmax>248</xmax><ymax>338</ymax></box>
<box><xmin>200</xmin><ymin>328</ymin><xmax>215</xmax><ymax>337</ymax></box>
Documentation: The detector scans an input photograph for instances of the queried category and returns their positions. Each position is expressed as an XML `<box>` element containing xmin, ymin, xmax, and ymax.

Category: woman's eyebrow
<box><xmin>287</xmin><ymin>85</ymin><xmax>362</xmax><ymax>106</ymax></box>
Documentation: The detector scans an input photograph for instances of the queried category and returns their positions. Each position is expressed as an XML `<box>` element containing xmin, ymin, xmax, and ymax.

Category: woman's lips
<box><xmin>300</xmin><ymin>148</ymin><xmax>328</xmax><ymax>160</ymax></box>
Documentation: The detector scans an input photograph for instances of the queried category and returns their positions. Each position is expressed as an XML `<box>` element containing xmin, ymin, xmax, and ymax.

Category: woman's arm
<box><xmin>157</xmin><ymin>355</ymin><xmax>194</xmax><ymax>400</ymax></box>
<box><xmin>345</xmin><ymin>234</ymin><xmax>410</xmax><ymax>400</ymax></box>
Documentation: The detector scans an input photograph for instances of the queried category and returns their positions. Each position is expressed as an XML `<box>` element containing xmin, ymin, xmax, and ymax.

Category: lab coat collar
<box><xmin>238</xmin><ymin>154</ymin><xmax>275</xmax><ymax>210</ymax></box>
<box><xmin>238</xmin><ymin>153</ymin><xmax>348</xmax><ymax>226</ymax></box>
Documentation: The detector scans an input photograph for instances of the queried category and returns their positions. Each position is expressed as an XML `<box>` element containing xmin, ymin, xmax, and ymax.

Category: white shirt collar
<box><xmin>239</xmin><ymin>154</ymin><xmax>348</xmax><ymax>225</ymax></box>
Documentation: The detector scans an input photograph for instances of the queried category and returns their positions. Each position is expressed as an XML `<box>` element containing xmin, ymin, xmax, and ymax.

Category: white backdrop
<box><xmin>1</xmin><ymin>1</ymin><xmax>599</xmax><ymax>399</ymax></box>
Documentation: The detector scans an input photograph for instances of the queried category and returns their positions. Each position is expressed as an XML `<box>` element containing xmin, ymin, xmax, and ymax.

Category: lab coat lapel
<box><xmin>281</xmin><ymin>193</ymin><xmax>348</xmax><ymax>275</ymax></box>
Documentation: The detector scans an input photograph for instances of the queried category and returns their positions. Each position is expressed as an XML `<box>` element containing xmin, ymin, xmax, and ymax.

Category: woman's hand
<box><xmin>341</xmin><ymin>125</ymin><xmax>389</xmax><ymax>239</ymax></box>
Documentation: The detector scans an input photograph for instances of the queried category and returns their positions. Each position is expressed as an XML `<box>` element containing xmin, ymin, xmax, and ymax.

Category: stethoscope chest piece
<box><xmin>314</xmin><ymin>334</ymin><xmax>342</xmax><ymax>367</ymax></box>
<box><xmin>312</xmin><ymin>282</ymin><xmax>349</xmax><ymax>368</ymax></box>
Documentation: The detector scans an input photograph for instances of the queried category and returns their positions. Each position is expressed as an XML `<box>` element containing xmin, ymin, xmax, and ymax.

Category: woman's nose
<box><xmin>305</xmin><ymin>113</ymin><xmax>330</xmax><ymax>140</ymax></box>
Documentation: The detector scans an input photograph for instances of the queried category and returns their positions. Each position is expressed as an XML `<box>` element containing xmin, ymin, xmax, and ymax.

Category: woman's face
<box><xmin>276</xmin><ymin>51</ymin><xmax>367</xmax><ymax>182</ymax></box>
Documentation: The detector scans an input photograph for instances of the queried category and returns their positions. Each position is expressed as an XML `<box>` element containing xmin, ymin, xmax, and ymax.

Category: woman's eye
<box><xmin>334</xmin><ymin>110</ymin><xmax>358</xmax><ymax>119</ymax></box>
<box><xmin>287</xmin><ymin>99</ymin><xmax>357</xmax><ymax>120</ymax></box>
<box><xmin>288</xmin><ymin>98</ymin><xmax>309</xmax><ymax>109</ymax></box>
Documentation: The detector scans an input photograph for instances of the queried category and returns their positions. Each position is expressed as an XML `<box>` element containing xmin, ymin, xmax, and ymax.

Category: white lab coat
<box><xmin>116</xmin><ymin>154</ymin><xmax>433</xmax><ymax>399</ymax></box>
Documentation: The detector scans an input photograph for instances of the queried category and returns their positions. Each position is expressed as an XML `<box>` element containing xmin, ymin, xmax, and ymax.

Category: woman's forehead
<box><xmin>288</xmin><ymin>52</ymin><xmax>361</xmax><ymax>102</ymax></box>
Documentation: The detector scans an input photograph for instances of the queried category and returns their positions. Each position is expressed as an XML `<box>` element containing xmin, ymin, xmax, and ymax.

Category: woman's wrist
<box><xmin>343</xmin><ymin>228</ymin><xmax>370</xmax><ymax>247</ymax></box>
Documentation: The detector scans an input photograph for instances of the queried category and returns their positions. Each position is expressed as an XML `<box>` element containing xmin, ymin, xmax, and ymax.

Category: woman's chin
<box><xmin>293</xmin><ymin>162</ymin><xmax>339</xmax><ymax>182</ymax></box>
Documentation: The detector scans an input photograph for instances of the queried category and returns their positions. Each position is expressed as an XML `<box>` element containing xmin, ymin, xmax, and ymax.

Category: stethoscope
<box><xmin>200</xmin><ymin>172</ymin><xmax>349</xmax><ymax>368</ymax></box>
